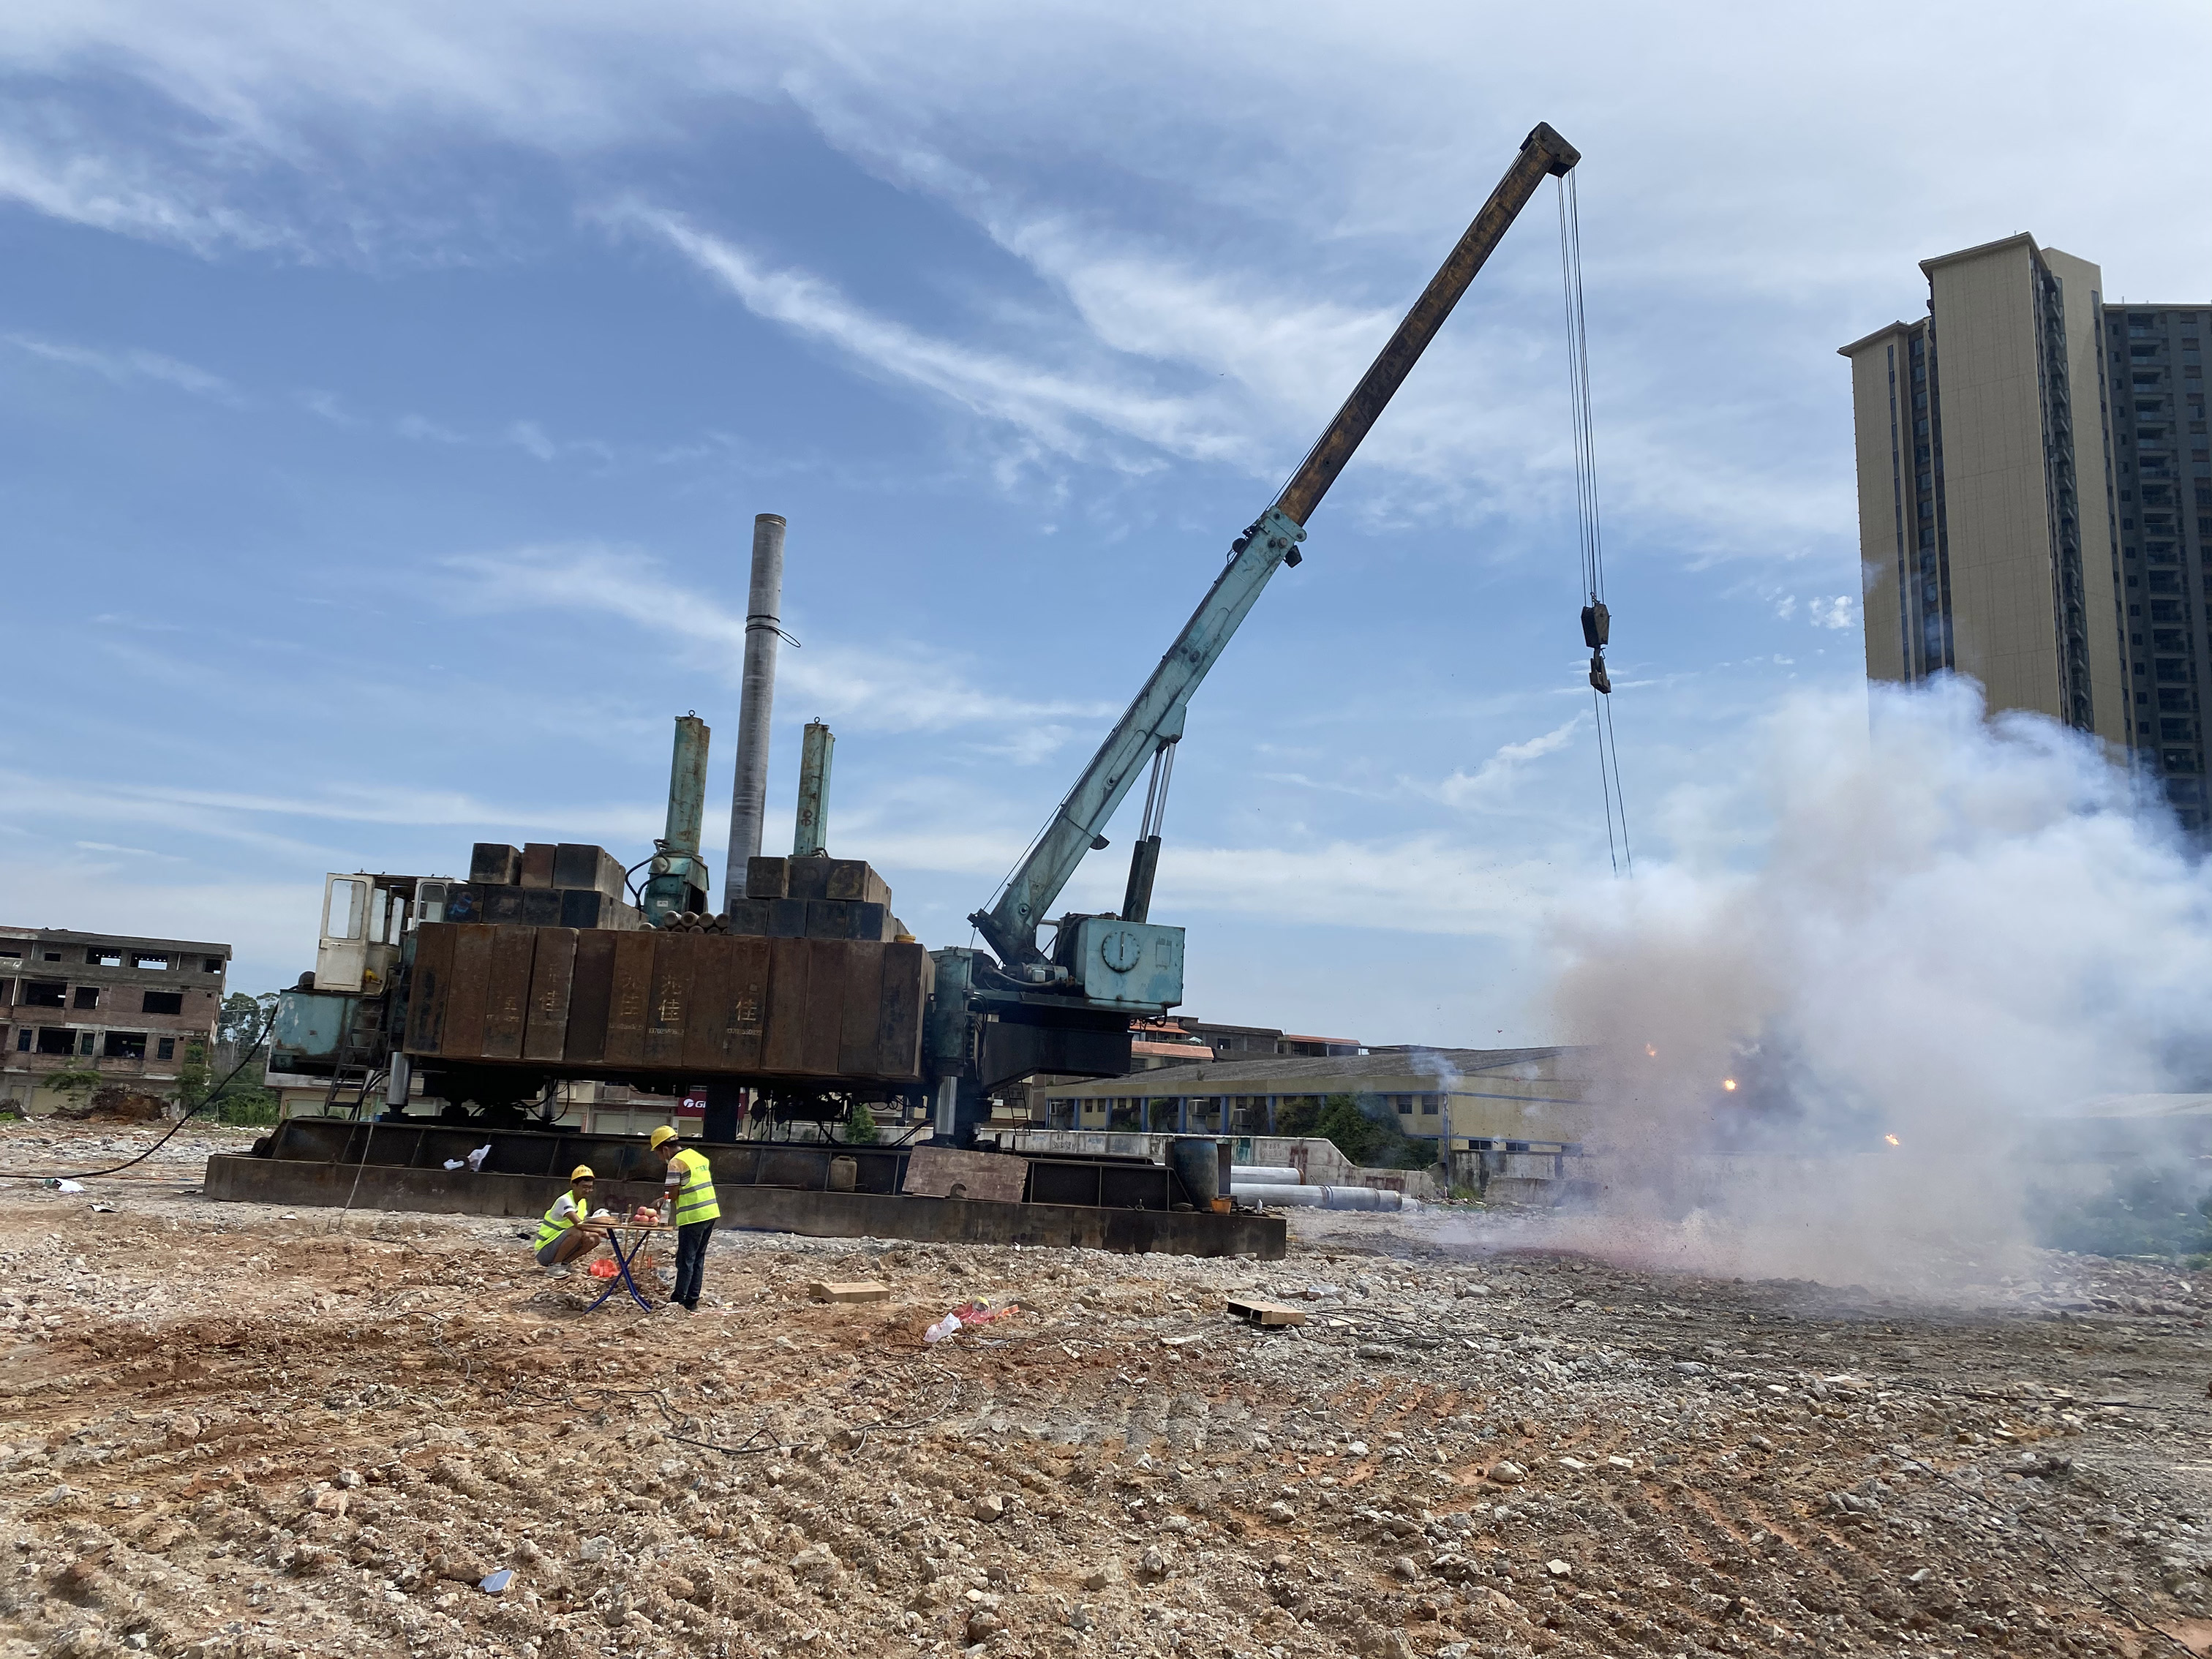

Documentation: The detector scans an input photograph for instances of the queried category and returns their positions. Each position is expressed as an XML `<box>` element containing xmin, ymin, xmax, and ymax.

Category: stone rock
<box><xmin>1081</xmin><ymin>1567</ymin><xmax>1118</xmax><ymax>1591</ymax></box>
<box><xmin>1488</xmin><ymin>1462</ymin><xmax>1527</xmax><ymax>1486</ymax></box>
<box><xmin>579</xmin><ymin>1535</ymin><xmax>614</xmax><ymax>1563</ymax></box>
<box><xmin>966</xmin><ymin>1609</ymin><xmax>1004</xmax><ymax>1641</ymax></box>
<box><xmin>1140</xmin><ymin>1546</ymin><xmax>1169</xmax><ymax>1579</ymax></box>
<box><xmin>789</xmin><ymin>1543</ymin><xmax>838</xmax><ymax>1580</ymax></box>
<box><xmin>971</xmin><ymin>1494</ymin><xmax>1007</xmax><ymax>1523</ymax></box>
<box><xmin>1546</xmin><ymin>1559</ymin><xmax>1573</xmax><ymax>1578</ymax></box>
<box><xmin>311</xmin><ymin>1490</ymin><xmax>349</xmax><ymax>1517</ymax></box>
<box><xmin>1393</xmin><ymin>1554</ymin><xmax>1419</xmax><ymax>1581</ymax></box>
<box><xmin>1265</xmin><ymin>1501</ymin><xmax>1296</xmax><ymax>1523</ymax></box>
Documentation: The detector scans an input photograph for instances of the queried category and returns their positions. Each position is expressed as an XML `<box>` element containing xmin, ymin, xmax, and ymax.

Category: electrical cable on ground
<box><xmin>1557</xmin><ymin>169</ymin><xmax>1632</xmax><ymax>877</ymax></box>
<box><xmin>45</xmin><ymin>1006</ymin><xmax>279</xmax><ymax>1182</ymax></box>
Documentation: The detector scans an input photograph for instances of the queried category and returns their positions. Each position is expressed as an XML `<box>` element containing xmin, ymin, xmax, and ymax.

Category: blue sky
<box><xmin>3</xmin><ymin>1</ymin><xmax>2207</xmax><ymax>1043</ymax></box>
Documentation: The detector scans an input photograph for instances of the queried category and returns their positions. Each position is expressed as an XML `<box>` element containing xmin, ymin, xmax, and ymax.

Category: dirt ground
<box><xmin>7</xmin><ymin>1122</ymin><xmax>2212</xmax><ymax>1659</ymax></box>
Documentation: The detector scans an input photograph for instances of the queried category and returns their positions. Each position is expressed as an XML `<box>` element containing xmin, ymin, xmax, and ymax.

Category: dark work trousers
<box><xmin>673</xmin><ymin>1219</ymin><xmax>715</xmax><ymax>1308</ymax></box>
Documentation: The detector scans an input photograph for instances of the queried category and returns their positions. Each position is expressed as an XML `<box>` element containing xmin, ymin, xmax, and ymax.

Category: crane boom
<box><xmin>970</xmin><ymin>121</ymin><xmax>1580</xmax><ymax>972</ymax></box>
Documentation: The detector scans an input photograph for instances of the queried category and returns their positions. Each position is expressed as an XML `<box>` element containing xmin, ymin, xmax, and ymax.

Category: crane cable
<box><xmin>1557</xmin><ymin>168</ymin><xmax>1632</xmax><ymax>876</ymax></box>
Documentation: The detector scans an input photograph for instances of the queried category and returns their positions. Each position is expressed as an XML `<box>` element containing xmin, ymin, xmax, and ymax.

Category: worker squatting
<box><xmin>529</xmin><ymin>1126</ymin><xmax>721</xmax><ymax>1313</ymax></box>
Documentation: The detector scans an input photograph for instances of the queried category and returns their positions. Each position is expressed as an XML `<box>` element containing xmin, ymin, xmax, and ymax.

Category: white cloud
<box><xmin>0</xmin><ymin>766</ymin><xmax>659</xmax><ymax>863</ymax></box>
<box><xmin>7</xmin><ymin>331</ymin><xmax>238</xmax><ymax>402</ymax></box>
<box><xmin>610</xmin><ymin>203</ymin><xmax>1244</xmax><ymax>471</ymax></box>
<box><xmin>1434</xmin><ymin>715</ymin><xmax>1586</xmax><ymax>808</ymax></box>
<box><xmin>6</xmin><ymin>2</ymin><xmax>2199</xmax><ymax>560</ymax></box>
<box><xmin>438</xmin><ymin>542</ymin><xmax>1119</xmax><ymax>736</ymax></box>
<box><xmin>1810</xmin><ymin>595</ymin><xmax>1857</xmax><ymax>631</ymax></box>
<box><xmin>0</xmin><ymin>130</ymin><xmax>287</xmax><ymax>255</ymax></box>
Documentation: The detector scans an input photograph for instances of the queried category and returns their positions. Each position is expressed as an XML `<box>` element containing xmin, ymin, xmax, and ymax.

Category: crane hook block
<box><xmin>1581</xmin><ymin>602</ymin><xmax>1610</xmax><ymax>650</ymax></box>
<box><xmin>1588</xmin><ymin>650</ymin><xmax>1611</xmax><ymax>696</ymax></box>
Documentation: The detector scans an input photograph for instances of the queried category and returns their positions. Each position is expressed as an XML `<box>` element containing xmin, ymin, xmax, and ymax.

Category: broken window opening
<box><xmin>72</xmin><ymin>986</ymin><xmax>99</xmax><ymax>1009</ymax></box>
<box><xmin>132</xmin><ymin>955</ymin><xmax>170</xmax><ymax>971</ymax></box>
<box><xmin>35</xmin><ymin>1028</ymin><xmax>75</xmax><ymax>1056</ymax></box>
<box><xmin>23</xmin><ymin>981</ymin><xmax>66</xmax><ymax>1009</ymax></box>
<box><xmin>203</xmin><ymin>957</ymin><xmax>223</xmax><ymax>973</ymax></box>
<box><xmin>87</xmin><ymin>949</ymin><xmax>123</xmax><ymax>967</ymax></box>
<box><xmin>104</xmin><ymin>1031</ymin><xmax>146</xmax><ymax>1061</ymax></box>
<box><xmin>141</xmin><ymin>990</ymin><xmax>184</xmax><ymax>1017</ymax></box>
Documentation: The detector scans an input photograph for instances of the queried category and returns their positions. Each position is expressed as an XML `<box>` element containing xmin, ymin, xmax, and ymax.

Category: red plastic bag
<box><xmin>587</xmin><ymin>1257</ymin><xmax>619</xmax><ymax>1279</ymax></box>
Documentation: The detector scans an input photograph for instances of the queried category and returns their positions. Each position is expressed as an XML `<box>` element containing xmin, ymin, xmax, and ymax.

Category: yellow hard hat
<box><xmin>571</xmin><ymin>1165</ymin><xmax>595</xmax><ymax>1181</ymax></box>
<box><xmin>649</xmin><ymin>1126</ymin><xmax>678</xmax><ymax>1149</ymax></box>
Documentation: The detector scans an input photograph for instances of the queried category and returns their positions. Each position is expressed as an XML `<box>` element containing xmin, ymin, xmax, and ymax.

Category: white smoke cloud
<box><xmin>1540</xmin><ymin>677</ymin><xmax>2212</xmax><ymax>1287</ymax></box>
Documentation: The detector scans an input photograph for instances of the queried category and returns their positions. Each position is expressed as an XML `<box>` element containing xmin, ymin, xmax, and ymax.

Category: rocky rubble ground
<box><xmin>4</xmin><ymin>1123</ymin><xmax>2212</xmax><ymax>1658</ymax></box>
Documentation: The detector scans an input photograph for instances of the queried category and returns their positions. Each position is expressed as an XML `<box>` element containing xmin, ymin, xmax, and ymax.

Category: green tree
<box><xmin>1310</xmin><ymin>1093</ymin><xmax>1439</xmax><ymax>1172</ymax></box>
<box><xmin>43</xmin><ymin>1064</ymin><xmax>104</xmax><ymax>1112</ymax></box>
<box><xmin>178</xmin><ymin>1041</ymin><xmax>212</xmax><ymax>1110</ymax></box>
<box><xmin>843</xmin><ymin>1102</ymin><xmax>881</xmax><ymax>1145</ymax></box>
<box><xmin>218</xmin><ymin>990</ymin><xmax>279</xmax><ymax>1052</ymax></box>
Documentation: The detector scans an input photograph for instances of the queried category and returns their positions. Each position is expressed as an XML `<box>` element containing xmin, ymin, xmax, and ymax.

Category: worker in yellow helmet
<box><xmin>533</xmin><ymin>1165</ymin><xmax>611</xmax><ymax>1276</ymax></box>
<box><xmin>649</xmin><ymin>1126</ymin><xmax>721</xmax><ymax>1312</ymax></box>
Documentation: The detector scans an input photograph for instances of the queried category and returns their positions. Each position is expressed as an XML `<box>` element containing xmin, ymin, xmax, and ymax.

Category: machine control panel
<box><xmin>1073</xmin><ymin>917</ymin><xmax>1184</xmax><ymax>1010</ymax></box>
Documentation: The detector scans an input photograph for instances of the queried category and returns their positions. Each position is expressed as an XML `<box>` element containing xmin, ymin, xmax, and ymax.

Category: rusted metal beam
<box><xmin>1273</xmin><ymin>121</ymin><xmax>1579</xmax><ymax>527</ymax></box>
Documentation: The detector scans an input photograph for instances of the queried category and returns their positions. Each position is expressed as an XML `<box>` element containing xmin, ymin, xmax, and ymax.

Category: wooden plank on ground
<box><xmin>565</xmin><ymin>930</ymin><xmax>617</xmax><ymax>1063</ymax></box>
<box><xmin>480</xmin><ymin>926</ymin><xmax>537</xmax><ymax>1060</ymax></box>
<box><xmin>522</xmin><ymin>927</ymin><xmax>577</xmax><ymax>1062</ymax></box>
<box><xmin>761</xmin><ymin>935</ymin><xmax>810</xmax><ymax>1072</ymax></box>
<box><xmin>876</xmin><ymin>940</ymin><xmax>928</xmax><ymax>1080</ymax></box>
<box><xmin>838</xmin><ymin>939</ymin><xmax>886</xmax><ymax>1076</ymax></box>
<box><xmin>1225</xmin><ymin>1295</ymin><xmax>1309</xmax><ymax>1328</ymax></box>
<box><xmin>441</xmin><ymin>924</ymin><xmax>495</xmax><ymax>1058</ymax></box>
<box><xmin>404</xmin><ymin>922</ymin><xmax>456</xmax><ymax>1053</ymax></box>
<box><xmin>800</xmin><ymin>938</ymin><xmax>844</xmax><ymax>1075</ymax></box>
<box><xmin>603</xmin><ymin>930</ymin><xmax>657</xmax><ymax>1066</ymax></box>
<box><xmin>901</xmin><ymin>1146</ymin><xmax>1028</xmax><ymax>1203</ymax></box>
<box><xmin>809</xmin><ymin>1280</ymin><xmax>891</xmax><ymax>1304</ymax></box>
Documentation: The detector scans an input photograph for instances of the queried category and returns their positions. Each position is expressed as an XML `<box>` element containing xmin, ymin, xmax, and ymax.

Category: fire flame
<box><xmin>1721</xmin><ymin>1078</ymin><xmax>1737</xmax><ymax>1091</ymax></box>
<box><xmin>1884</xmin><ymin>1133</ymin><xmax>1900</xmax><ymax>1146</ymax></box>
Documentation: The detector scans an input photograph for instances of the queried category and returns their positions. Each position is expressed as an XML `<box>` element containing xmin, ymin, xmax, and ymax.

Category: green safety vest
<box><xmin>669</xmin><ymin>1148</ymin><xmax>721</xmax><ymax>1225</ymax></box>
<box><xmin>533</xmin><ymin>1189</ymin><xmax>590</xmax><ymax>1251</ymax></box>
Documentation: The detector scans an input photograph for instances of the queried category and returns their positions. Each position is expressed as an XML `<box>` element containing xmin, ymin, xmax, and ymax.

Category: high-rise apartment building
<box><xmin>1841</xmin><ymin>235</ymin><xmax>2211</xmax><ymax>828</ymax></box>
<box><xmin>2106</xmin><ymin>304</ymin><xmax>2212</xmax><ymax>820</ymax></box>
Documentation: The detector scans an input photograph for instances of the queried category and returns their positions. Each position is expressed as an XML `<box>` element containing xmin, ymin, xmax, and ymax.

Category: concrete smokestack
<box><xmin>723</xmin><ymin>514</ymin><xmax>786</xmax><ymax>911</ymax></box>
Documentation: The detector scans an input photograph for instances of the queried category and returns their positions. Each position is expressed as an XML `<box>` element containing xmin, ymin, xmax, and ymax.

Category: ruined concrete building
<box><xmin>0</xmin><ymin>928</ymin><xmax>230</xmax><ymax>1115</ymax></box>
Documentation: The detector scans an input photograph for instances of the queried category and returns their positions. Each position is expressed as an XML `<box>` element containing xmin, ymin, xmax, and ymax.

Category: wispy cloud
<box><xmin>0</xmin><ymin>767</ymin><xmax>659</xmax><ymax>863</ymax></box>
<box><xmin>607</xmin><ymin>202</ymin><xmax>1246</xmax><ymax>471</ymax></box>
<box><xmin>0</xmin><ymin>132</ymin><xmax>287</xmax><ymax>256</ymax></box>
<box><xmin>1434</xmin><ymin>715</ymin><xmax>1587</xmax><ymax>808</ymax></box>
<box><xmin>7</xmin><ymin>331</ymin><xmax>239</xmax><ymax>403</ymax></box>
<box><xmin>439</xmin><ymin>541</ymin><xmax>1117</xmax><ymax>737</ymax></box>
<box><xmin>1810</xmin><ymin>595</ymin><xmax>1857</xmax><ymax>631</ymax></box>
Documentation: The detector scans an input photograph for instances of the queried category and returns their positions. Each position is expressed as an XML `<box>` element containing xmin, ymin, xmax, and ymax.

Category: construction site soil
<box><xmin>7</xmin><ymin>1121</ymin><xmax>2212</xmax><ymax>1659</ymax></box>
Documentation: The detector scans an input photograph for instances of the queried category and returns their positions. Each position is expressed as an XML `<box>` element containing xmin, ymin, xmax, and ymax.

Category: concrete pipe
<box><xmin>1229</xmin><ymin>1165</ymin><xmax>1304</xmax><ymax>1185</ymax></box>
<box><xmin>1232</xmin><ymin>1183</ymin><xmax>1410</xmax><ymax>1212</ymax></box>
